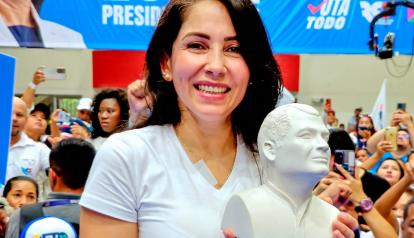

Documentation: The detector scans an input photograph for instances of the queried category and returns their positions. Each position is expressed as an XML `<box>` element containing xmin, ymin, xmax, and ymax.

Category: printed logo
<box><xmin>360</xmin><ymin>1</ymin><xmax>394</xmax><ymax>25</ymax></box>
<box><xmin>31</xmin><ymin>232</ymin><xmax>69</xmax><ymax>238</ymax></box>
<box><xmin>306</xmin><ymin>0</ymin><xmax>351</xmax><ymax>30</ymax></box>
<box><xmin>408</xmin><ymin>8</ymin><xmax>414</xmax><ymax>22</ymax></box>
<box><xmin>20</xmin><ymin>167</ymin><xmax>32</xmax><ymax>176</ymax></box>
<box><xmin>44</xmin><ymin>232</ymin><xmax>69</xmax><ymax>238</ymax></box>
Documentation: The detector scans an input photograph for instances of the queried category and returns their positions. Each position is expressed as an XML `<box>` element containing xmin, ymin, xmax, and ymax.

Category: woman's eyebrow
<box><xmin>182</xmin><ymin>32</ymin><xmax>237</xmax><ymax>42</ymax></box>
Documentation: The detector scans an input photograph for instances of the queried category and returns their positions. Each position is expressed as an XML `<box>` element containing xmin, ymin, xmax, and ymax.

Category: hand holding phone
<box><xmin>334</xmin><ymin>150</ymin><xmax>356</xmax><ymax>176</ymax></box>
<box><xmin>384</xmin><ymin>127</ymin><xmax>398</xmax><ymax>151</ymax></box>
<box><xmin>38</xmin><ymin>67</ymin><xmax>66</xmax><ymax>80</ymax></box>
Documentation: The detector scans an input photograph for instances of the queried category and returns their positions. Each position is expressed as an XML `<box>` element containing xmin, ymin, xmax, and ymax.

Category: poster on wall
<box><xmin>0</xmin><ymin>0</ymin><xmax>413</xmax><ymax>54</ymax></box>
<box><xmin>0</xmin><ymin>53</ymin><xmax>16</xmax><ymax>185</ymax></box>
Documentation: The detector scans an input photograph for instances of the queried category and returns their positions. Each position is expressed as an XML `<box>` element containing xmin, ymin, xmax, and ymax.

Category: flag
<box><xmin>370</xmin><ymin>79</ymin><xmax>387</xmax><ymax>130</ymax></box>
<box><xmin>276</xmin><ymin>87</ymin><xmax>295</xmax><ymax>108</ymax></box>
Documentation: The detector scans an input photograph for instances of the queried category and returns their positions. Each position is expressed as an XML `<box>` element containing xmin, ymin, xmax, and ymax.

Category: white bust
<box><xmin>221</xmin><ymin>103</ymin><xmax>339</xmax><ymax>238</ymax></box>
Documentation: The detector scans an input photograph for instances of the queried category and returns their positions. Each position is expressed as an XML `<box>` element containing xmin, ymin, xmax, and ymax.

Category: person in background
<box><xmin>0</xmin><ymin>0</ymin><xmax>85</xmax><ymax>48</ymax></box>
<box><xmin>326</xmin><ymin>110</ymin><xmax>339</xmax><ymax>129</ymax></box>
<box><xmin>349</xmin><ymin>115</ymin><xmax>376</xmax><ymax>149</ymax></box>
<box><xmin>0</xmin><ymin>198</ymin><xmax>13</xmax><ymax>238</ymax></box>
<box><xmin>401</xmin><ymin>197</ymin><xmax>414</xmax><ymax>238</ymax></box>
<box><xmin>5</xmin><ymin>138</ymin><xmax>96</xmax><ymax>238</ymax></box>
<box><xmin>363</xmin><ymin>129</ymin><xmax>413</xmax><ymax>173</ymax></box>
<box><xmin>374</xmin><ymin>160</ymin><xmax>414</xmax><ymax>237</ymax></box>
<box><xmin>76</xmin><ymin>98</ymin><xmax>93</xmax><ymax>124</ymax></box>
<box><xmin>347</xmin><ymin>107</ymin><xmax>362</xmax><ymax>133</ymax></box>
<box><xmin>367</xmin><ymin>110</ymin><xmax>414</xmax><ymax>154</ymax></box>
<box><xmin>89</xmin><ymin>89</ymin><xmax>129</xmax><ymax>149</ymax></box>
<box><xmin>394</xmin><ymin>189</ymin><xmax>414</xmax><ymax>220</ymax></box>
<box><xmin>376</xmin><ymin>158</ymin><xmax>405</xmax><ymax>186</ymax></box>
<box><xmin>68</xmin><ymin>98</ymin><xmax>94</xmax><ymax>139</ymax></box>
<box><xmin>335</xmin><ymin>165</ymin><xmax>397</xmax><ymax>238</ymax></box>
<box><xmin>2</xmin><ymin>176</ymin><xmax>38</xmax><ymax>209</ymax></box>
<box><xmin>316</xmin><ymin>129</ymin><xmax>396</xmax><ymax>237</ymax></box>
<box><xmin>356</xmin><ymin>148</ymin><xmax>370</xmax><ymax>165</ymax></box>
<box><xmin>23</xmin><ymin>103</ymin><xmax>50</xmax><ymax>143</ymax></box>
<box><xmin>8</xmin><ymin>97</ymin><xmax>50</xmax><ymax>200</ymax></box>
<box><xmin>20</xmin><ymin>68</ymin><xmax>45</xmax><ymax>109</ymax></box>
<box><xmin>79</xmin><ymin>0</ymin><xmax>357</xmax><ymax>237</ymax></box>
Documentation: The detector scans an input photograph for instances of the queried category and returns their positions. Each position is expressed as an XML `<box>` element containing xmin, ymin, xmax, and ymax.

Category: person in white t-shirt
<box><xmin>8</xmin><ymin>97</ymin><xmax>50</xmax><ymax>179</ymax></box>
<box><xmin>7</xmin><ymin>97</ymin><xmax>50</xmax><ymax>199</ymax></box>
<box><xmin>79</xmin><ymin>1</ymin><xmax>357</xmax><ymax>238</ymax></box>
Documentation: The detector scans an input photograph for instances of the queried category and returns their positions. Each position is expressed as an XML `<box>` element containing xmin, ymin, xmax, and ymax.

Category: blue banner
<box><xmin>0</xmin><ymin>0</ymin><xmax>413</xmax><ymax>54</ymax></box>
<box><xmin>0</xmin><ymin>53</ymin><xmax>16</xmax><ymax>185</ymax></box>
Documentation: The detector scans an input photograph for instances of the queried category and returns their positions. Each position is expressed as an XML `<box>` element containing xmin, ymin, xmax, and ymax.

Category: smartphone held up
<box><xmin>334</xmin><ymin>150</ymin><xmax>356</xmax><ymax>176</ymax></box>
<box><xmin>38</xmin><ymin>67</ymin><xmax>66</xmax><ymax>80</ymax></box>
<box><xmin>397</xmin><ymin>102</ymin><xmax>407</xmax><ymax>112</ymax></box>
<box><xmin>384</xmin><ymin>126</ymin><xmax>398</xmax><ymax>151</ymax></box>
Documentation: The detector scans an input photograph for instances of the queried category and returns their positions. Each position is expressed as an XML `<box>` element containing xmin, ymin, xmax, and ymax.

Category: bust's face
<box><xmin>271</xmin><ymin>111</ymin><xmax>330</xmax><ymax>176</ymax></box>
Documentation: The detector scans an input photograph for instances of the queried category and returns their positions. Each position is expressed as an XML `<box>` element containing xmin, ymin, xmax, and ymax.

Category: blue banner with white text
<box><xmin>0</xmin><ymin>0</ymin><xmax>413</xmax><ymax>54</ymax></box>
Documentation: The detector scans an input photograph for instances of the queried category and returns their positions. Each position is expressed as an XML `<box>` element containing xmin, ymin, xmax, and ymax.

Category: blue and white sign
<box><xmin>0</xmin><ymin>53</ymin><xmax>16</xmax><ymax>185</ymax></box>
<box><xmin>0</xmin><ymin>0</ymin><xmax>413</xmax><ymax>54</ymax></box>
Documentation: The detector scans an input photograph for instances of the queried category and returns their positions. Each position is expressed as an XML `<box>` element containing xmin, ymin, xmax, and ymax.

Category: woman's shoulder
<box><xmin>95</xmin><ymin>125</ymin><xmax>175</xmax><ymax>165</ymax></box>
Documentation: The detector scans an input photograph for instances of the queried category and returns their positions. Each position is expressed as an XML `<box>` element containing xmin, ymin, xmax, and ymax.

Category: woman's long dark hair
<box><xmin>144</xmin><ymin>0</ymin><xmax>282</xmax><ymax>152</ymax></box>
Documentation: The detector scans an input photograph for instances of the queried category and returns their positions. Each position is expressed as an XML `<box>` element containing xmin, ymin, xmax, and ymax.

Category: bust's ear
<box><xmin>262</xmin><ymin>140</ymin><xmax>276</xmax><ymax>161</ymax></box>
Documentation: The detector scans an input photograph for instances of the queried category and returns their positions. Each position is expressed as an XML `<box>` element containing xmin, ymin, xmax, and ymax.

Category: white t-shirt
<box><xmin>7</xmin><ymin>132</ymin><xmax>50</xmax><ymax>180</ymax></box>
<box><xmin>80</xmin><ymin>125</ymin><xmax>261</xmax><ymax>238</ymax></box>
<box><xmin>91</xmin><ymin>136</ymin><xmax>107</xmax><ymax>151</ymax></box>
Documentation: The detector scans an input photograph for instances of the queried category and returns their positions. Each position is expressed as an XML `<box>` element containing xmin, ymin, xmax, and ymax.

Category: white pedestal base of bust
<box><xmin>221</xmin><ymin>185</ymin><xmax>339</xmax><ymax>238</ymax></box>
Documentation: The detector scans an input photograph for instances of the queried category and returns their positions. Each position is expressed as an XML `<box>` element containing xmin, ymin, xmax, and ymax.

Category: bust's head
<box><xmin>257</xmin><ymin>103</ymin><xmax>330</xmax><ymax>180</ymax></box>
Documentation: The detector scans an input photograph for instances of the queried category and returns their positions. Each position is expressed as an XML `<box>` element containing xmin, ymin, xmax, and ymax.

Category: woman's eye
<box><xmin>187</xmin><ymin>42</ymin><xmax>205</xmax><ymax>50</ymax></box>
<box><xmin>13</xmin><ymin>193</ymin><xmax>21</xmax><ymax>198</ymax></box>
<box><xmin>226</xmin><ymin>45</ymin><xmax>240</xmax><ymax>53</ymax></box>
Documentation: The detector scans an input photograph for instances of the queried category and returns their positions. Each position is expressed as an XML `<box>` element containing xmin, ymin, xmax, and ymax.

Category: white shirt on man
<box><xmin>7</xmin><ymin>132</ymin><xmax>50</xmax><ymax>181</ymax></box>
<box><xmin>80</xmin><ymin>125</ymin><xmax>261</xmax><ymax>238</ymax></box>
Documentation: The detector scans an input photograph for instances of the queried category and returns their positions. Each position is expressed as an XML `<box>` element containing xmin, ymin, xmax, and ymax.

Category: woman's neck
<box><xmin>392</xmin><ymin>147</ymin><xmax>410</xmax><ymax>158</ymax></box>
<box><xmin>0</xmin><ymin>0</ymin><xmax>34</xmax><ymax>26</ymax></box>
<box><xmin>175</xmin><ymin>117</ymin><xmax>235</xmax><ymax>160</ymax></box>
<box><xmin>175</xmin><ymin>111</ymin><xmax>237</xmax><ymax>189</ymax></box>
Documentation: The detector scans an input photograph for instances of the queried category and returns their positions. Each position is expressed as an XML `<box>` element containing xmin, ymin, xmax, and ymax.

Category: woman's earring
<box><xmin>162</xmin><ymin>72</ymin><xmax>171</xmax><ymax>81</ymax></box>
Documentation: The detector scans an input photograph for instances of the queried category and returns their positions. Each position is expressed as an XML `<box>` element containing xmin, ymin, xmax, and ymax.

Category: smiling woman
<box><xmin>79</xmin><ymin>1</ymin><xmax>355</xmax><ymax>238</ymax></box>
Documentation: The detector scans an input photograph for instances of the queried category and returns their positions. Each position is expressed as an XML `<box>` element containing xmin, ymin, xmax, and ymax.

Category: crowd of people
<box><xmin>1</xmin><ymin>0</ymin><xmax>413</xmax><ymax>237</ymax></box>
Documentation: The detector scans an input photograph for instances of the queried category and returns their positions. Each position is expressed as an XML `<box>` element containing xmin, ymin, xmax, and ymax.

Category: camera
<box><xmin>378</xmin><ymin>32</ymin><xmax>395</xmax><ymax>59</ymax></box>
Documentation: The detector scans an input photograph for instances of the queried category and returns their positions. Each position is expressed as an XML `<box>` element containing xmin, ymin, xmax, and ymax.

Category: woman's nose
<box><xmin>205</xmin><ymin>49</ymin><xmax>226</xmax><ymax>78</ymax></box>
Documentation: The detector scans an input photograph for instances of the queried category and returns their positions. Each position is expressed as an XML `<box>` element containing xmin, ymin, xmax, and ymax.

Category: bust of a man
<box><xmin>221</xmin><ymin>103</ymin><xmax>339</xmax><ymax>238</ymax></box>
